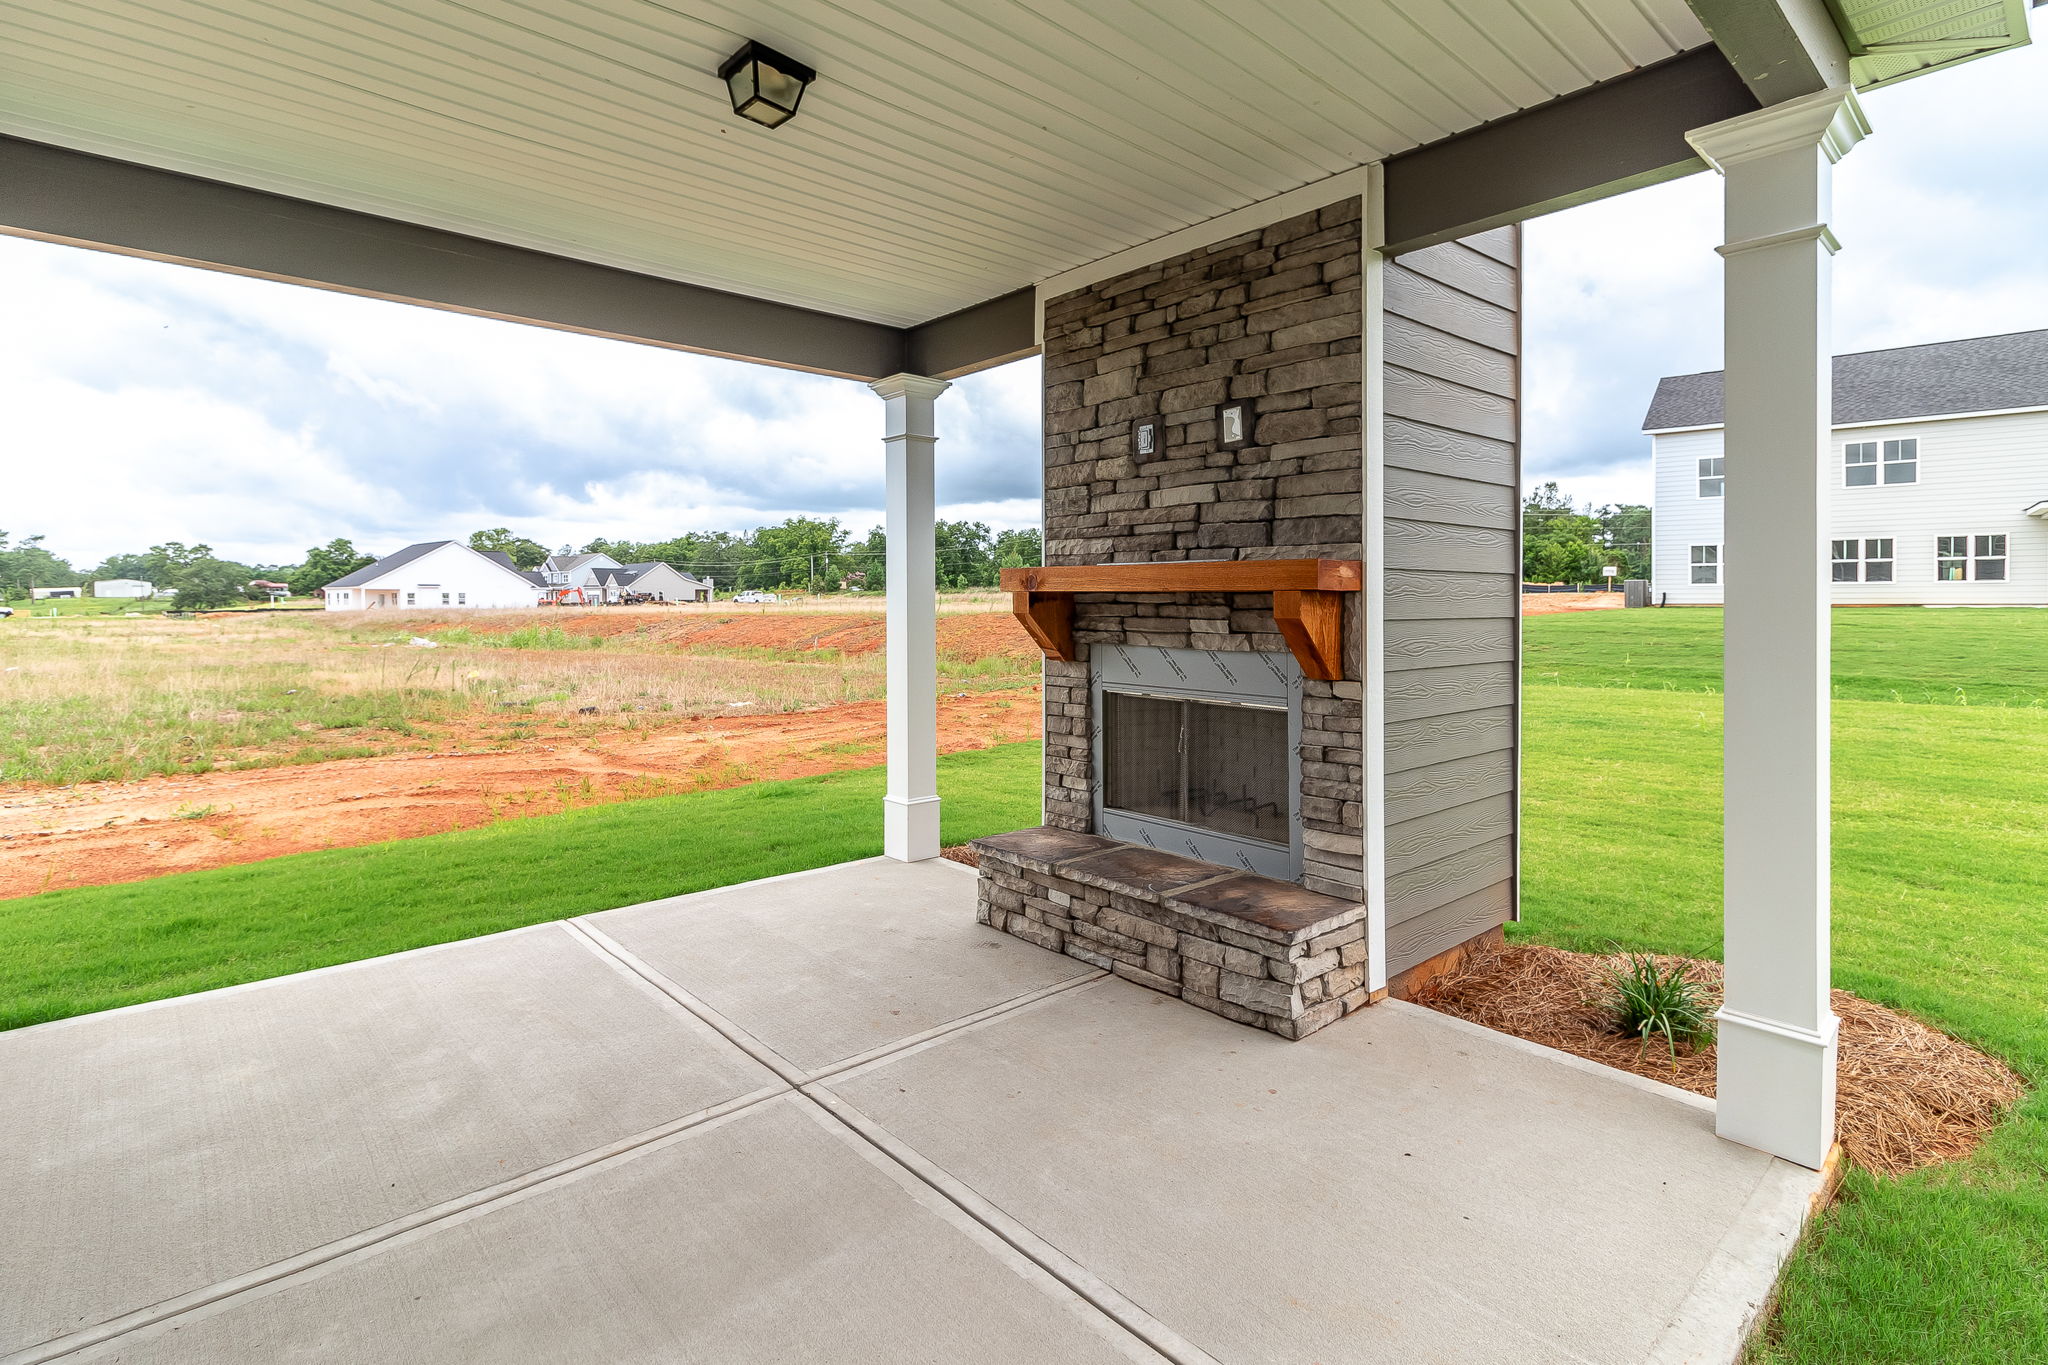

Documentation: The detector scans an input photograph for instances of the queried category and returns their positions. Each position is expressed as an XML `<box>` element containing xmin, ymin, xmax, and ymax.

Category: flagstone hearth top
<box><xmin>971</xmin><ymin>827</ymin><xmax>1364</xmax><ymax>945</ymax></box>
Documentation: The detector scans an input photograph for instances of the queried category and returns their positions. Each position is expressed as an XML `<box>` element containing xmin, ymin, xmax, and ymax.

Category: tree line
<box><xmin>2</xmin><ymin>516</ymin><xmax>1046</xmax><ymax>610</ymax></box>
<box><xmin>1522</xmin><ymin>483</ymin><xmax>1651</xmax><ymax>585</ymax></box>
<box><xmin>583</xmin><ymin>518</ymin><xmax>1042</xmax><ymax>594</ymax></box>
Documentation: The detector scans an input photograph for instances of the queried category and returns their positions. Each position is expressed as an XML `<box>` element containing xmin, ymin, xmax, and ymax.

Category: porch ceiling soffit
<box><xmin>6</xmin><ymin>47</ymin><xmax>1784</xmax><ymax>378</ymax></box>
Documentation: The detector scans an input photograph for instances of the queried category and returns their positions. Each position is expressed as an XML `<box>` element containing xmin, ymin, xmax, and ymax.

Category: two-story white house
<box><xmin>1647</xmin><ymin>329</ymin><xmax>2048</xmax><ymax>605</ymax></box>
<box><xmin>323</xmin><ymin>541</ymin><xmax>545</xmax><ymax>610</ymax></box>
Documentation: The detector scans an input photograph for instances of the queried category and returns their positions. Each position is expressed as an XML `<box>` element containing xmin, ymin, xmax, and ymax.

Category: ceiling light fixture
<box><xmin>719</xmin><ymin>40</ymin><xmax>816</xmax><ymax>129</ymax></box>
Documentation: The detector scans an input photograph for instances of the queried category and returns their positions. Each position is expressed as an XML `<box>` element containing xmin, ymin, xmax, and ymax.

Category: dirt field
<box><xmin>0</xmin><ymin>690</ymin><xmax>1037</xmax><ymax>897</ymax></box>
<box><xmin>1521</xmin><ymin>591</ymin><xmax>1626</xmax><ymax>615</ymax></box>
<box><xmin>0</xmin><ymin>605</ymin><xmax>1045</xmax><ymax>897</ymax></box>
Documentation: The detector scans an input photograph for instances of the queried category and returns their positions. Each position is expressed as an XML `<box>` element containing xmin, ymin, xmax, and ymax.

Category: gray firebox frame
<box><xmin>1089</xmin><ymin>645</ymin><xmax>1304</xmax><ymax>880</ymax></box>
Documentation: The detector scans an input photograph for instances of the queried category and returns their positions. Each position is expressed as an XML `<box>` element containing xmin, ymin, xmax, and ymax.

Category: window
<box><xmin>1844</xmin><ymin>442</ymin><xmax>1877</xmax><ymax>486</ymax></box>
<box><xmin>1697</xmin><ymin>456</ymin><xmax>1724</xmax><ymax>498</ymax></box>
<box><xmin>1937</xmin><ymin>535</ymin><xmax>2006</xmax><ymax>582</ymax></box>
<box><xmin>1937</xmin><ymin>537</ymin><xmax>1968</xmax><ymax>581</ymax></box>
<box><xmin>1833</xmin><ymin>538</ymin><xmax>1894</xmax><ymax>582</ymax></box>
<box><xmin>1690</xmin><ymin>545</ymin><xmax>1719</xmax><ymax>585</ymax></box>
<box><xmin>1975</xmin><ymin>534</ymin><xmax>2007</xmax><ymax>581</ymax></box>
<box><xmin>458</xmin><ymin>593</ymin><xmax>466</xmax><ymax>605</ymax></box>
<box><xmin>441</xmin><ymin>592</ymin><xmax>451</xmax><ymax>605</ymax></box>
<box><xmin>406</xmin><ymin>592</ymin><xmax>416</xmax><ymax>605</ymax></box>
<box><xmin>1882</xmin><ymin>438</ymin><xmax>1918</xmax><ymax>484</ymax></box>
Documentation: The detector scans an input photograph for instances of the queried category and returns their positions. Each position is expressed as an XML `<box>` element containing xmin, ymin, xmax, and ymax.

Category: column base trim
<box><xmin>884</xmin><ymin>794</ymin><xmax>943</xmax><ymax>863</ymax></box>
<box><xmin>1715</xmin><ymin>1007</ymin><xmax>1840</xmax><ymax>1169</ymax></box>
<box><xmin>1715</xmin><ymin>1006</ymin><xmax>1839</xmax><ymax>1049</ymax></box>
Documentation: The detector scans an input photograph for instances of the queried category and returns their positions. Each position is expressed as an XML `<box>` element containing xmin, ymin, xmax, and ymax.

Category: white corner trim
<box><xmin>1716</xmin><ymin>223</ymin><xmax>1842</xmax><ymax>259</ymax></box>
<box><xmin>1034</xmin><ymin>166</ymin><xmax>1375</xmax><ymax>339</ymax></box>
<box><xmin>1360</xmin><ymin>161</ymin><xmax>1389</xmax><ymax>992</ymax></box>
<box><xmin>1686</xmin><ymin>86</ymin><xmax>1870</xmax><ymax>171</ymax></box>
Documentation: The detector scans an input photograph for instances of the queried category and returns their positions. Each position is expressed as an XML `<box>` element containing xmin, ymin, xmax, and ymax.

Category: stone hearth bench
<box><xmin>970</xmin><ymin>827</ymin><xmax>1373</xmax><ymax>1040</ymax></box>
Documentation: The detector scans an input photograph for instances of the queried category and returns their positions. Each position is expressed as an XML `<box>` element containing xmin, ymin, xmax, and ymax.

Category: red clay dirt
<box><xmin>0</xmin><ymin>689</ymin><xmax>1041</xmax><ymax>899</ymax></box>
<box><xmin>419</xmin><ymin>608</ymin><xmax>1041</xmax><ymax>662</ymax></box>
<box><xmin>1521</xmin><ymin>591</ymin><xmax>1626</xmax><ymax>616</ymax></box>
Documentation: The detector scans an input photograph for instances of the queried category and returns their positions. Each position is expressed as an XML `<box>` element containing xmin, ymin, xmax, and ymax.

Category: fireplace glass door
<box><xmin>1102</xmin><ymin>691</ymin><xmax>1289</xmax><ymax>847</ymax></box>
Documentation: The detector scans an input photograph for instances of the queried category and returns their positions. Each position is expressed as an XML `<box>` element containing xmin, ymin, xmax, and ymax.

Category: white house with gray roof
<box><xmin>1646</xmin><ymin>329</ymin><xmax>2048</xmax><ymax>605</ymax></box>
<box><xmin>323</xmin><ymin>541</ymin><xmax>545</xmax><ymax>610</ymax></box>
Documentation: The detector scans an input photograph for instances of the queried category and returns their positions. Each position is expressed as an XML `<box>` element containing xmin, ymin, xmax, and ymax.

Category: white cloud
<box><xmin>0</xmin><ymin>234</ymin><xmax>1042</xmax><ymax>568</ymax></box>
<box><xmin>5</xmin><ymin>42</ymin><xmax>2043</xmax><ymax>565</ymax></box>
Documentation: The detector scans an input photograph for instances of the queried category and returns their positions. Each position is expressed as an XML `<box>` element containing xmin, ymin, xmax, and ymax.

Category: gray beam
<box><xmin>903</xmin><ymin>289</ymin><xmax>1037</xmax><ymax>380</ymax></box>
<box><xmin>0</xmin><ymin>135</ymin><xmax>905</xmax><ymax>382</ymax></box>
<box><xmin>1684</xmin><ymin>0</ymin><xmax>1852</xmax><ymax>102</ymax></box>
<box><xmin>1381</xmin><ymin>47</ymin><xmax>1759</xmax><ymax>255</ymax></box>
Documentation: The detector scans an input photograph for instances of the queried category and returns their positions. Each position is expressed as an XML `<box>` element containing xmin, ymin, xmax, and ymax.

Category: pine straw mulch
<box><xmin>940</xmin><ymin>844</ymin><xmax>982</xmax><ymax>869</ymax></box>
<box><xmin>1410</xmin><ymin>942</ymin><xmax>2024</xmax><ymax>1177</ymax></box>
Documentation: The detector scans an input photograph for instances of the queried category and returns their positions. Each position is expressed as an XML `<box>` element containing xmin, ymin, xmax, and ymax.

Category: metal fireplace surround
<box><xmin>1091</xmin><ymin>645</ymin><xmax>1302</xmax><ymax>881</ymax></box>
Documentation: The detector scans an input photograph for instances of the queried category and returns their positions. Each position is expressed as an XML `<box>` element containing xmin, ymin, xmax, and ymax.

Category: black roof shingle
<box><xmin>1643</xmin><ymin>329</ymin><xmax>2048</xmax><ymax>431</ymax></box>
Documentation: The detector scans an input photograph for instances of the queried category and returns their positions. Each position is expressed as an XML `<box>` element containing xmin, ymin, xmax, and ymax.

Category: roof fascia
<box><xmin>1685</xmin><ymin>0</ymin><xmax>1851</xmax><ymax>102</ymax></box>
<box><xmin>1647</xmin><ymin>402</ymin><xmax>2048</xmax><ymax>435</ymax></box>
<box><xmin>904</xmin><ymin>288</ymin><xmax>1038</xmax><ymax>379</ymax></box>
<box><xmin>1380</xmin><ymin>47</ymin><xmax>1759</xmax><ymax>254</ymax></box>
<box><xmin>0</xmin><ymin>135</ymin><xmax>907</xmax><ymax>382</ymax></box>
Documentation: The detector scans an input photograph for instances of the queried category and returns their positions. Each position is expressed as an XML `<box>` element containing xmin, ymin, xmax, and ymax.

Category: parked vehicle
<box><xmin>731</xmin><ymin>590</ymin><xmax>780</xmax><ymax>604</ymax></box>
<box><xmin>0</xmin><ymin>606</ymin><xmax>13</xmax><ymax>618</ymax></box>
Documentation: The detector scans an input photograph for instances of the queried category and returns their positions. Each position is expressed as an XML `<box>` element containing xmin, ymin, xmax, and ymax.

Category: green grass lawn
<box><xmin>1527</xmin><ymin>604</ymin><xmax>2048</xmax><ymax>706</ymax></box>
<box><xmin>1522</xmin><ymin>608</ymin><xmax>2047</xmax><ymax>1365</ymax></box>
<box><xmin>2</xmin><ymin>606</ymin><xmax>2040</xmax><ymax>1361</ymax></box>
<box><xmin>0</xmin><ymin>742</ymin><xmax>1044</xmax><ymax>1031</ymax></box>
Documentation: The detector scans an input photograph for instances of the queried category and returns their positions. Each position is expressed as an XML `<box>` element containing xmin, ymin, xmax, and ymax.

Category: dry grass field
<box><xmin>0</xmin><ymin>603</ymin><xmax>1043</xmax><ymax>895</ymax></box>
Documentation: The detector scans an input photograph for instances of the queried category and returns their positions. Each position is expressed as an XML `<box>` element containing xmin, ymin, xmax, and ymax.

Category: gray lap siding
<box><xmin>1380</xmin><ymin>228</ymin><xmax>1521</xmax><ymax>976</ymax></box>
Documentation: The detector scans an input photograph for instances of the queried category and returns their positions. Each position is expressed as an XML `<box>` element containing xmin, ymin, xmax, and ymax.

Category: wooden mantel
<box><xmin>1000</xmin><ymin>559</ymin><xmax>1362</xmax><ymax>681</ymax></box>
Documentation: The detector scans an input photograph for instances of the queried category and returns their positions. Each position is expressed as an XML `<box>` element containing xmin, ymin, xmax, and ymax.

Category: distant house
<box><xmin>591</xmin><ymin>562</ymin><xmax>713</xmax><ymax>603</ymax></box>
<box><xmin>322</xmin><ymin>542</ymin><xmax>544</xmax><ymax>610</ymax></box>
<box><xmin>248</xmin><ymin>579</ymin><xmax>291</xmax><ymax>600</ymax></box>
<box><xmin>92</xmin><ymin>579</ymin><xmax>153</xmax><ymax>598</ymax></box>
<box><xmin>29</xmin><ymin>586</ymin><xmax>82</xmax><ymax>600</ymax></box>
<box><xmin>540</xmin><ymin>549</ymin><xmax>710</xmax><ymax>604</ymax></box>
<box><xmin>1647</xmin><ymin>329</ymin><xmax>2048</xmax><ymax>606</ymax></box>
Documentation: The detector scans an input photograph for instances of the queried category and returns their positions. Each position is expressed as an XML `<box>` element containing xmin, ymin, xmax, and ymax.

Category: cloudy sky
<box><xmin>4</xmin><ymin>41</ymin><xmax>2044</xmax><ymax>570</ymax></box>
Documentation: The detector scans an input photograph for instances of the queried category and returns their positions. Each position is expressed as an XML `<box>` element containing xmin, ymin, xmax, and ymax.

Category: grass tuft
<box><xmin>1597</xmin><ymin>950</ymin><xmax>1713</xmax><ymax>1064</ymax></box>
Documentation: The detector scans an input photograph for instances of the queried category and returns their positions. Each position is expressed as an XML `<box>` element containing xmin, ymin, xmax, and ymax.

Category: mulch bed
<box><xmin>940</xmin><ymin>844</ymin><xmax>981</xmax><ymax>869</ymax></box>
<box><xmin>1410</xmin><ymin>942</ymin><xmax>2024</xmax><ymax>1176</ymax></box>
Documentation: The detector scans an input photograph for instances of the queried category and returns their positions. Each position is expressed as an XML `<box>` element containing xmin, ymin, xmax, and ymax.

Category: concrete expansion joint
<box><xmin>5</xmin><ymin>1087</ymin><xmax>780</xmax><ymax>1365</ymax></box>
<box><xmin>557</xmin><ymin>923</ymin><xmax>1205</xmax><ymax>1362</ymax></box>
<box><xmin>16</xmin><ymin>926</ymin><xmax>1121</xmax><ymax>1365</ymax></box>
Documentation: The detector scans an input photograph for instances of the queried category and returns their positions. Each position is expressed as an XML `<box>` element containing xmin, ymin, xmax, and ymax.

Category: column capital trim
<box><xmin>869</xmin><ymin>373</ymin><xmax>953</xmax><ymax>402</ymax></box>
<box><xmin>1686</xmin><ymin>86</ymin><xmax>1869</xmax><ymax>171</ymax></box>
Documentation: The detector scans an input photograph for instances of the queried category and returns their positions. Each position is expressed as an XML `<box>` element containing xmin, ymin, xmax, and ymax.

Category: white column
<box><xmin>1687</xmin><ymin>88</ymin><xmax>1868</xmax><ymax>1170</ymax></box>
<box><xmin>871</xmin><ymin>373</ymin><xmax>950</xmax><ymax>862</ymax></box>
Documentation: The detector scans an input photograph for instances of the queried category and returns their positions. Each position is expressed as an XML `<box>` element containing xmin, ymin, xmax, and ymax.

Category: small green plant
<box><xmin>170</xmin><ymin>804</ymin><xmax>218</xmax><ymax>821</ymax></box>
<box><xmin>1599</xmin><ymin>950</ymin><xmax>1714</xmax><ymax>1065</ymax></box>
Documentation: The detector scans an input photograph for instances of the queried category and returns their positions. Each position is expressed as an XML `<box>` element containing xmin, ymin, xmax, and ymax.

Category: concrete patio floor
<box><xmin>1</xmin><ymin>858</ymin><xmax>1824</xmax><ymax>1365</ymax></box>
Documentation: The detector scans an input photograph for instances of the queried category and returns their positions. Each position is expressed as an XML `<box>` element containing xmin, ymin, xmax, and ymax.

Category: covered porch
<box><xmin>1</xmin><ymin>858</ymin><xmax>1823</xmax><ymax>1365</ymax></box>
<box><xmin>1</xmin><ymin>2</ymin><xmax>2034</xmax><ymax>1356</ymax></box>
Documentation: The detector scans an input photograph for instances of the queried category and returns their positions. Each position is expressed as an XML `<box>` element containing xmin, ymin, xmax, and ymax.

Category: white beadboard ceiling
<box><xmin>0</xmin><ymin>0</ymin><xmax>1709</xmax><ymax>326</ymax></box>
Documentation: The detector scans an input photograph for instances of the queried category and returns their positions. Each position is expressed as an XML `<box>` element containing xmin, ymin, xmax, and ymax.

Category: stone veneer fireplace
<box><xmin>975</xmin><ymin>197</ymin><xmax>1375</xmax><ymax>1041</ymax></box>
<box><xmin>978</xmin><ymin>197</ymin><xmax>1523</xmax><ymax>1041</ymax></box>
